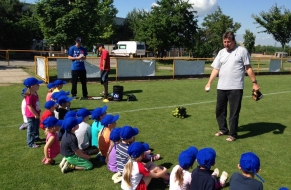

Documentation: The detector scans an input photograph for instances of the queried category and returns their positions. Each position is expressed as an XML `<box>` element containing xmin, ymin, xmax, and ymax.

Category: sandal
<box><xmin>215</xmin><ymin>131</ymin><xmax>224</xmax><ymax>137</ymax></box>
<box><xmin>226</xmin><ymin>136</ymin><xmax>236</xmax><ymax>142</ymax></box>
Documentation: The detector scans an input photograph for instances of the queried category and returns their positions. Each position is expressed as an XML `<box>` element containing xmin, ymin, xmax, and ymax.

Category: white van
<box><xmin>111</xmin><ymin>41</ymin><xmax>146</xmax><ymax>57</ymax></box>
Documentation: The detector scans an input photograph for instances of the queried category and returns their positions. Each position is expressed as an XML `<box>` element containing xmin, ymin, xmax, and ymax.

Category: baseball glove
<box><xmin>252</xmin><ymin>90</ymin><xmax>263</xmax><ymax>101</ymax></box>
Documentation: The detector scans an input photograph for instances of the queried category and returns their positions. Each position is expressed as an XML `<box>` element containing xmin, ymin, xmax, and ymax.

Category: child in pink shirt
<box><xmin>46</xmin><ymin>82</ymin><xmax>55</xmax><ymax>102</ymax></box>
<box><xmin>23</xmin><ymin>77</ymin><xmax>43</xmax><ymax>148</ymax></box>
<box><xmin>42</xmin><ymin>117</ymin><xmax>63</xmax><ymax>165</ymax></box>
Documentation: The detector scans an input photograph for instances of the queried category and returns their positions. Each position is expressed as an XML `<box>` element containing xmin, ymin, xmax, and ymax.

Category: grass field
<box><xmin>0</xmin><ymin>75</ymin><xmax>290</xmax><ymax>189</ymax></box>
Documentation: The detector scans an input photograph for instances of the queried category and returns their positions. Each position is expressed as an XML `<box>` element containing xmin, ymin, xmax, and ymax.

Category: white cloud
<box><xmin>188</xmin><ymin>0</ymin><xmax>218</xmax><ymax>17</ymax></box>
<box><xmin>151</xmin><ymin>0</ymin><xmax>218</xmax><ymax>16</ymax></box>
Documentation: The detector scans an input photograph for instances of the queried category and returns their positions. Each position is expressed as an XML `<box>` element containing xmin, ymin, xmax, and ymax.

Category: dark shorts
<box><xmin>100</xmin><ymin>70</ymin><xmax>109</xmax><ymax>84</ymax></box>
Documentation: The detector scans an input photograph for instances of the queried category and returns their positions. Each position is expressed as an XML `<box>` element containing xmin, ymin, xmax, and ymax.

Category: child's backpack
<box><xmin>126</xmin><ymin>94</ymin><xmax>137</xmax><ymax>101</ymax></box>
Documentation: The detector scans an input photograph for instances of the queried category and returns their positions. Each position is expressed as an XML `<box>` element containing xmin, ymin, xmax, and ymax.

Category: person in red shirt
<box><xmin>40</xmin><ymin>101</ymin><xmax>57</xmax><ymax>130</ymax></box>
<box><xmin>97</xmin><ymin>43</ymin><xmax>110</xmax><ymax>101</ymax></box>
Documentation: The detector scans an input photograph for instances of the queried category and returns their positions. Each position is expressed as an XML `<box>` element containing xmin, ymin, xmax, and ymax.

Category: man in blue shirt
<box><xmin>68</xmin><ymin>37</ymin><xmax>88</xmax><ymax>99</ymax></box>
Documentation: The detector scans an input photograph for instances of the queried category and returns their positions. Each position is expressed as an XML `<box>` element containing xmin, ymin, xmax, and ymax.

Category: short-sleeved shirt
<box><xmin>190</xmin><ymin>167</ymin><xmax>216</xmax><ymax>190</ymax></box>
<box><xmin>60</xmin><ymin>133</ymin><xmax>79</xmax><ymax>157</ymax></box>
<box><xmin>170</xmin><ymin>165</ymin><xmax>192</xmax><ymax>190</ymax></box>
<box><xmin>116</xmin><ymin>142</ymin><xmax>130</xmax><ymax>173</ymax></box>
<box><xmin>75</xmin><ymin>122</ymin><xmax>91</xmax><ymax>150</ymax></box>
<box><xmin>46</xmin><ymin>132</ymin><xmax>60</xmax><ymax>159</ymax></box>
<box><xmin>56</xmin><ymin>107</ymin><xmax>68</xmax><ymax>120</ymax></box>
<box><xmin>121</xmin><ymin>161</ymin><xmax>149</xmax><ymax>190</ymax></box>
<box><xmin>25</xmin><ymin>93</ymin><xmax>41</xmax><ymax>118</ymax></box>
<box><xmin>98</xmin><ymin>127</ymin><xmax>111</xmax><ymax>156</ymax></box>
<box><xmin>40</xmin><ymin>110</ymin><xmax>54</xmax><ymax>130</ymax></box>
<box><xmin>46</xmin><ymin>92</ymin><xmax>53</xmax><ymax>102</ymax></box>
<box><xmin>91</xmin><ymin>120</ymin><xmax>104</xmax><ymax>147</ymax></box>
<box><xmin>100</xmin><ymin>49</ymin><xmax>110</xmax><ymax>71</ymax></box>
<box><xmin>107</xmin><ymin>145</ymin><xmax>118</xmax><ymax>173</ymax></box>
<box><xmin>211</xmin><ymin>46</ymin><xmax>250</xmax><ymax>90</ymax></box>
<box><xmin>229</xmin><ymin>172</ymin><xmax>263</xmax><ymax>190</ymax></box>
<box><xmin>68</xmin><ymin>45</ymin><xmax>88</xmax><ymax>70</ymax></box>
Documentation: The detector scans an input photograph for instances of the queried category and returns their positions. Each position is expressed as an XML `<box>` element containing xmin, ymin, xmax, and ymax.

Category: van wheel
<box><xmin>129</xmin><ymin>53</ymin><xmax>133</xmax><ymax>58</ymax></box>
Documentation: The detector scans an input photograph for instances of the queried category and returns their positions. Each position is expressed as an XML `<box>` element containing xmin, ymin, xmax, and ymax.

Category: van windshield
<box><xmin>137</xmin><ymin>45</ymin><xmax>145</xmax><ymax>50</ymax></box>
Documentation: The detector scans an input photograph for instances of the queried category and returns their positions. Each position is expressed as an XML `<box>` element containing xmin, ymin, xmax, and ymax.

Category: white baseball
<box><xmin>205</xmin><ymin>87</ymin><xmax>210</xmax><ymax>92</ymax></box>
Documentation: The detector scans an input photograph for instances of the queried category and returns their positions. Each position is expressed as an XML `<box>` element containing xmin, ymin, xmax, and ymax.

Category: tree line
<box><xmin>1</xmin><ymin>0</ymin><xmax>290</xmax><ymax>57</ymax></box>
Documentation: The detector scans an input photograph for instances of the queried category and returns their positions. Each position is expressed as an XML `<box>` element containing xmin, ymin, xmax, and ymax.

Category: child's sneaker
<box><xmin>212</xmin><ymin>168</ymin><xmax>219</xmax><ymax>177</ymax></box>
<box><xmin>62</xmin><ymin>163</ymin><xmax>75</xmax><ymax>174</ymax></box>
<box><xmin>112</xmin><ymin>172</ymin><xmax>122</xmax><ymax>180</ymax></box>
<box><xmin>30</xmin><ymin>144</ymin><xmax>40</xmax><ymax>148</ymax></box>
<box><xmin>219</xmin><ymin>171</ymin><xmax>229</xmax><ymax>187</ymax></box>
<box><xmin>150</xmin><ymin>154</ymin><xmax>161</xmax><ymax>161</ymax></box>
<box><xmin>19</xmin><ymin>123</ymin><xmax>28</xmax><ymax>130</ymax></box>
<box><xmin>59</xmin><ymin>157</ymin><xmax>67</xmax><ymax>169</ymax></box>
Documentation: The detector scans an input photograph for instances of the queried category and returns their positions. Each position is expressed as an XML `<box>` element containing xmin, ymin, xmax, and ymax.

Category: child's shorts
<box><xmin>65</xmin><ymin>154</ymin><xmax>93</xmax><ymax>170</ymax></box>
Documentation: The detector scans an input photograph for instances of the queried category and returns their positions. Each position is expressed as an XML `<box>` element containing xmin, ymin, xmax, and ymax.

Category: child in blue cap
<box><xmin>170</xmin><ymin>146</ymin><xmax>198</xmax><ymax>190</ymax></box>
<box><xmin>52</xmin><ymin>79</ymin><xmax>66</xmax><ymax>94</ymax></box>
<box><xmin>59</xmin><ymin>117</ymin><xmax>93</xmax><ymax>173</ymax></box>
<box><xmin>75</xmin><ymin>108</ymin><xmax>98</xmax><ymax>155</ymax></box>
<box><xmin>121</xmin><ymin>142</ymin><xmax>169</xmax><ymax>190</ymax></box>
<box><xmin>98</xmin><ymin>114</ymin><xmax>119</xmax><ymax>162</ymax></box>
<box><xmin>55</xmin><ymin>95</ymin><xmax>72</xmax><ymax>120</ymax></box>
<box><xmin>20</xmin><ymin>88</ymin><xmax>28</xmax><ymax>130</ymax></box>
<box><xmin>190</xmin><ymin>147</ymin><xmax>228</xmax><ymax>190</ymax></box>
<box><xmin>107</xmin><ymin>127</ymin><xmax>121</xmax><ymax>173</ymax></box>
<box><xmin>39</xmin><ymin>100</ymin><xmax>57</xmax><ymax>130</ymax></box>
<box><xmin>91</xmin><ymin>105</ymin><xmax>107</xmax><ymax>148</ymax></box>
<box><xmin>229</xmin><ymin>152</ymin><xmax>264</xmax><ymax>190</ymax></box>
<box><xmin>45</xmin><ymin>82</ymin><xmax>55</xmax><ymax>102</ymax></box>
<box><xmin>41</xmin><ymin>117</ymin><xmax>62</xmax><ymax>165</ymax></box>
<box><xmin>23</xmin><ymin>77</ymin><xmax>43</xmax><ymax>148</ymax></box>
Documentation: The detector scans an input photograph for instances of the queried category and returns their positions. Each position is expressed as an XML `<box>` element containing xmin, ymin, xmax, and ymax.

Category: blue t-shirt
<box><xmin>68</xmin><ymin>45</ymin><xmax>88</xmax><ymax>70</ymax></box>
<box><xmin>91</xmin><ymin>120</ymin><xmax>104</xmax><ymax>148</ymax></box>
<box><xmin>190</xmin><ymin>167</ymin><xmax>216</xmax><ymax>190</ymax></box>
<box><xmin>229</xmin><ymin>172</ymin><xmax>263</xmax><ymax>190</ymax></box>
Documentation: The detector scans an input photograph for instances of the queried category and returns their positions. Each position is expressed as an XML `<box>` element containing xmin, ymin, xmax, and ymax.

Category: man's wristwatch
<box><xmin>252</xmin><ymin>80</ymin><xmax>257</xmax><ymax>84</ymax></box>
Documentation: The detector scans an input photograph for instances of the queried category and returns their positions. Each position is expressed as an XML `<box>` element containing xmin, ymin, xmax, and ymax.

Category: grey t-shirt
<box><xmin>211</xmin><ymin>46</ymin><xmax>250</xmax><ymax>90</ymax></box>
<box><xmin>229</xmin><ymin>172</ymin><xmax>263</xmax><ymax>190</ymax></box>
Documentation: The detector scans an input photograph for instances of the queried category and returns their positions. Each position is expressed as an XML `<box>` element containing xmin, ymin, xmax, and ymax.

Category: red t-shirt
<box><xmin>100</xmin><ymin>49</ymin><xmax>110</xmax><ymax>71</ymax></box>
<box><xmin>40</xmin><ymin>110</ymin><xmax>54</xmax><ymax>130</ymax></box>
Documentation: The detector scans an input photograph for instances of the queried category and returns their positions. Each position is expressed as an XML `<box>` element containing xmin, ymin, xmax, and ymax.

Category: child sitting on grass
<box><xmin>170</xmin><ymin>146</ymin><xmax>198</xmax><ymax>190</ymax></box>
<box><xmin>190</xmin><ymin>147</ymin><xmax>228</xmax><ymax>190</ymax></box>
<box><xmin>75</xmin><ymin>108</ymin><xmax>98</xmax><ymax>155</ymax></box>
<box><xmin>121</xmin><ymin>142</ymin><xmax>169</xmax><ymax>190</ymax></box>
<box><xmin>39</xmin><ymin>100</ymin><xmax>57</xmax><ymax>130</ymax></box>
<box><xmin>59</xmin><ymin>116</ymin><xmax>93</xmax><ymax>174</ymax></box>
<box><xmin>91</xmin><ymin>105</ymin><xmax>107</xmax><ymax>149</ymax></box>
<box><xmin>42</xmin><ymin>117</ymin><xmax>63</xmax><ymax>165</ymax></box>
<box><xmin>98</xmin><ymin>114</ymin><xmax>119</xmax><ymax>162</ymax></box>
<box><xmin>229</xmin><ymin>152</ymin><xmax>264</xmax><ymax>190</ymax></box>
<box><xmin>45</xmin><ymin>82</ymin><xmax>55</xmax><ymax>102</ymax></box>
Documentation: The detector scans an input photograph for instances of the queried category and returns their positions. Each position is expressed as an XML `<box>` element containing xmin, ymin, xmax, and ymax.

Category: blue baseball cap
<box><xmin>127</xmin><ymin>142</ymin><xmax>148</xmax><ymax>158</ymax></box>
<box><xmin>196</xmin><ymin>148</ymin><xmax>216</xmax><ymax>169</ymax></box>
<box><xmin>179</xmin><ymin>146</ymin><xmax>198</xmax><ymax>169</ymax></box>
<box><xmin>64</xmin><ymin>110</ymin><xmax>77</xmax><ymax>119</ymax></box>
<box><xmin>120</xmin><ymin>126</ymin><xmax>139</xmax><ymax>140</ymax></box>
<box><xmin>47</xmin><ymin>82</ymin><xmax>55</xmax><ymax>89</ymax></box>
<box><xmin>44</xmin><ymin>100</ymin><xmax>57</xmax><ymax>109</ymax></box>
<box><xmin>42</xmin><ymin>117</ymin><xmax>63</xmax><ymax>128</ymax></box>
<box><xmin>76</xmin><ymin>108</ymin><xmax>92</xmax><ymax>118</ymax></box>
<box><xmin>62</xmin><ymin>117</ymin><xmax>83</xmax><ymax>131</ymax></box>
<box><xmin>279</xmin><ymin>187</ymin><xmax>289</xmax><ymax>190</ymax></box>
<box><xmin>101</xmin><ymin>114</ymin><xmax>119</xmax><ymax>126</ymax></box>
<box><xmin>240</xmin><ymin>152</ymin><xmax>264</xmax><ymax>182</ymax></box>
<box><xmin>23</xmin><ymin>77</ymin><xmax>43</xmax><ymax>87</ymax></box>
<box><xmin>51</xmin><ymin>90</ymin><xmax>70</xmax><ymax>100</ymax></box>
<box><xmin>91</xmin><ymin>105</ymin><xmax>107</xmax><ymax>120</ymax></box>
<box><xmin>21</xmin><ymin>88</ymin><xmax>27</xmax><ymax>97</ymax></box>
<box><xmin>110</xmin><ymin>127</ymin><xmax>121</xmax><ymax>142</ymax></box>
<box><xmin>54</xmin><ymin>79</ymin><xmax>66</xmax><ymax>86</ymax></box>
<box><xmin>57</xmin><ymin>95</ymin><xmax>72</xmax><ymax>105</ymax></box>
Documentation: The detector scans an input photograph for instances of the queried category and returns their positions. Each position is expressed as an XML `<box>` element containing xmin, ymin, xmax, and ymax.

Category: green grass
<box><xmin>0</xmin><ymin>75</ymin><xmax>291</xmax><ymax>189</ymax></box>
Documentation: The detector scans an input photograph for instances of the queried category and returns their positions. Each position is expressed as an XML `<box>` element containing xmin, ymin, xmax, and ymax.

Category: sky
<box><xmin>24</xmin><ymin>0</ymin><xmax>291</xmax><ymax>46</ymax></box>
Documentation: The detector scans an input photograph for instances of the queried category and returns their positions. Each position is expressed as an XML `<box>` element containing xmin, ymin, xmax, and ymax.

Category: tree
<box><xmin>201</xmin><ymin>7</ymin><xmax>241</xmax><ymax>55</ymax></box>
<box><xmin>127</xmin><ymin>0</ymin><xmax>198</xmax><ymax>52</ymax></box>
<box><xmin>243</xmin><ymin>30</ymin><xmax>256</xmax><ymax>56</ymax></box>
<box><xmin>0</xmin><ymin>0</ymin><xmax>42</xmax><ymax>49</ymax></box>
<box><xmin>192</xmin><ymin>28</ymin><xmax>213</xmax><ymax>58</ymax></box>
<box><xmin>36</xmin><ymin>0</ymin><xmax>117</xmax><ymax>48</ymax></box>
<box><xmin>252</xmin><ymin>4</ymin><xmax>291</xmax><ymax>51</ymax></box>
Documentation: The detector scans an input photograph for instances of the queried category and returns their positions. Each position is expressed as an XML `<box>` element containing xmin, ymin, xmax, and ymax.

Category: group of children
<box><xmin>20</xmin><ymin>77</ymin><xmax>287</xmax><ymax>190</ymax></box>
